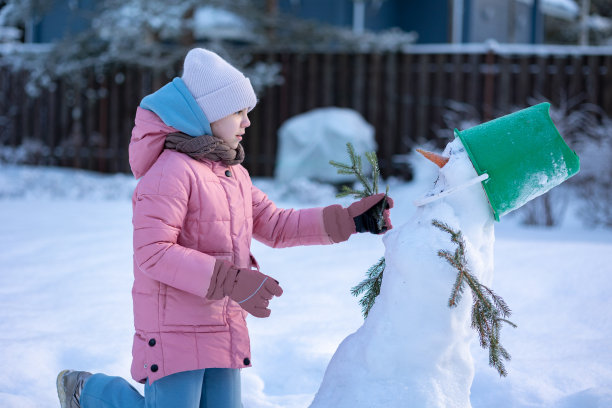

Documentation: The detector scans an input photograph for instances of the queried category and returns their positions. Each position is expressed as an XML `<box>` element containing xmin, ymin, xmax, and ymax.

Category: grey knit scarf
<box><xmin>164</xmin><ymin>132</ymin><xmax>245</xmax><ymax>166</ymax></box>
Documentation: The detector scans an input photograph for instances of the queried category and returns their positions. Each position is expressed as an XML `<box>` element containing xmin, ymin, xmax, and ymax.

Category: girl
<box><xmin>57</xmin><ymin>48</ymin><xmax>392</xmax><ymax>408</ymax></box>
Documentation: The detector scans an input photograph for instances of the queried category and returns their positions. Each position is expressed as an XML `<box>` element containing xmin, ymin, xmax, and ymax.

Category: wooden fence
<box><xmin>2</xmin><ymin>44</ymin><xmax>612</xmax><ymax>177</ymax></box>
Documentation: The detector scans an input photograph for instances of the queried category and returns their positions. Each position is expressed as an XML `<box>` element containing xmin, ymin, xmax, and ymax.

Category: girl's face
<box><xmin>211</xmin><ymin>109</ymin><xmax>251</xmax><ymax>149</ymax></box>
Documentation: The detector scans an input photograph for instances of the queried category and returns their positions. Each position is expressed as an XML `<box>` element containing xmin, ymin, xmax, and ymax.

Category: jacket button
<box><xmin>243</xmin><ymin>358</ymin><xmax>251</xmax><ymax>366</ymax></box>
<box><xmin>151</xmin><ymin>364</ymin><xmax>159</xmax><ymax>372</ymax></box>
<box><xmin>148</xmin><ymin>338</ymin><xmax>156</xmax><ymax>347</ymax></box>
<box><xmin>225</xmin><ymin>170</ymin><xmax>232</xmax><ymax>177</ymax></box>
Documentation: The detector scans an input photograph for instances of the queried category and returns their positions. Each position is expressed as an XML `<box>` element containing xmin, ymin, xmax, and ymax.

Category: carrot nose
<box><xmin>416</xmin><ymin>148</ymin><xmax>450</xmax><ymax>168</ymax></box>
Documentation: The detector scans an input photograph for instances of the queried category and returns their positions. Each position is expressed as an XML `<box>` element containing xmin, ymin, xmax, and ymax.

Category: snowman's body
<box><xmin>310</xmin><ymin>138</ymin><xmax>495</xmax><ymax>408</ymax></box>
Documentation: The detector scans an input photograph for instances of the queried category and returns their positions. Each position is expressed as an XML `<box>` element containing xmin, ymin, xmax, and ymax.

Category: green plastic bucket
<box><xmin>454</xmin><ymin>102</ymin><xmax>580</xmax><ymax>221</ymax></box>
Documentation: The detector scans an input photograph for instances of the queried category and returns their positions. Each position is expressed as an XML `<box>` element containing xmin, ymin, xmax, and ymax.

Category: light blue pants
<box><xmin>80</xmin><ymin>368</ymin><xmax>242</xmax><ymax>408</ymax></box>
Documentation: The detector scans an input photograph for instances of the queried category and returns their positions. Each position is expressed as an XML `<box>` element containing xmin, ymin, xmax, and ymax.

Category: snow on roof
<box><xmin>192</xmin><ymin>6</ymin><xmax>255</xmax><ymax>42</ymax></box>
<box><xmin>517</xmin><ymin>0</ymin><xmax>580</xmax><ymax>20</ymax></box>
<box><xmin>0</xmin><ymin>26</ymin><xmax>21</xmax><ymax>43</ymax></box>
<box><xmin>588</xmin><ymin>15</ymin><xmax>612</xmax><ymax>32</ymax></box>
<box><xmin>399</xmin><ymin>41</ymin><xmax>612</xmax><ymax>56</ymax></box>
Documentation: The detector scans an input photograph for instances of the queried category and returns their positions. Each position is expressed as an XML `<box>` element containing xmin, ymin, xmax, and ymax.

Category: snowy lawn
<box><xmin>0</xmin><ymin>164</ymin><xmax>611</xmax><ymax>407</ymax></box>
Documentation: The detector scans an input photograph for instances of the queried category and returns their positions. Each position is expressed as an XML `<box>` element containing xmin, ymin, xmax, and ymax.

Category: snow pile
<box><xmin>311</xmin><ymin>138</ymin><xmax>495</xmax><ymax>407</ymax></box>
<box><xmin>275</xmin><ymin>108</ymin><xmax>377</xmax><ymax>184</ymax></box>
<box><xmin>0</xmin><ymin>164</ymin><xmax>137</xmax><ymax>200</ymax></box>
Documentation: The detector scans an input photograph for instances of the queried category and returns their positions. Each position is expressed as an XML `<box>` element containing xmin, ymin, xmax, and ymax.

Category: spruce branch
<box><xmin>432</xmin><ymin>219</ymin><xmax>516</xmax><ymax>377</ymax></box>
<box><xmin>350</xmin><ymin>257</ymin><xmax>386</xmax><ymax>318</ymax></box>
<box><xmin>330</xmin><ymin>142</ymin><xmax>389</xmax><ymax>318</ymax></box>
<box><xmin>329</xmin><ymin>142</ymin><xmax>378</xmax><ymax>198</ymax></box>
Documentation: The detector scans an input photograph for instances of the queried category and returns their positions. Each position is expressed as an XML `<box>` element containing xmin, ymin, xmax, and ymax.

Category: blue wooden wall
<box><xmin>33</xmin><ymin>0</ymin><xmax>452</xmax><ymax>44</ymax></box>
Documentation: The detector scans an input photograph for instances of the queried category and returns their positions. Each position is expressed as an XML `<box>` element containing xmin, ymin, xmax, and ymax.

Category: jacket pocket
<box><xmin>162</xmin><ymin>286</ymin><xmax>228</xmax><ymax>328</ymax></box>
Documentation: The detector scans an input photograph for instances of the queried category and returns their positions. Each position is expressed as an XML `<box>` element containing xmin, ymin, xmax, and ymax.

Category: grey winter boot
<box><xmin>56</xmin><ymin>369</ymin><xmax>92</xmax><ymax>408</ymax></box>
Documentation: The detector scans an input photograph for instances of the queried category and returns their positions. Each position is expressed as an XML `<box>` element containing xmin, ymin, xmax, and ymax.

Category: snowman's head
<box><xmin>416</xmin><ymin>138</ymin><xmax>493</xmax><ymax>222</ymax></box>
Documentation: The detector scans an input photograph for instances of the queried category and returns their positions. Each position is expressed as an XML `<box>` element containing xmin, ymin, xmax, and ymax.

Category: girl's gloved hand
<box><xmin>207</xmin><ymin>260</ymin><xmax>283</xmax><ymax>318</ymax></box>
<box><xmin>323</xmin><ymin>193</ymin><xmax>394</xmax><ymax>243</ymax></box>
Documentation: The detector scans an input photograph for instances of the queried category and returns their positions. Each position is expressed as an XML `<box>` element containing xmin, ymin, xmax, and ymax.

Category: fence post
<box><xmin>467</xmin><ymin>53</ymin><xmax>480</xmax><ymax>115</ymax></box>
<box><xmin>517</xmin><ymin>56</ymin><xmax>530</xmax><ymax>107</ymax></box>
<box><xmin>432</xmin><ymin>53</ymin><xmax>446</xmax><ymax>133</ymax></box>
<box><xmin>322</xmin><ymin>52</ymin><xmax>334</xmax><ymax>107</ymax></box>
<box><xmin>353</xmin><ymin>53</ymin><xmax>366</xmax><ymax>114</ymax></box>
<box><xmin>398</xmin><ymin>52</ymin><xmax>413</xmax><ymax>152</ymax></box>
<box><xmin>338</xmin><ymin>53</ymin><xmax>350</xmax><ymax>108</ymax></box>
<box><xmin>497</xmin><ymin>54</ymin><xmax>511</xmax><ymax>113</ymax></box>
<box><xmin>306</xmin><ymin>53</ymin><xmax>318</xmax><ymax>111</ymax></box>
<box><xmin>380</xmin><ymin>52</ymin><xmax>398</xmax><ymax>175</ymax></box>
<box><xmin>534</xmin><ymin>54</ymin><xmax>548</xmax><ymax>100</ymax></box>
<box><xmin>263</xmin><ymin>52</ymin><xmax>277</xmax><ymax>177</ymax></box>
<box><xmin>483</xmin><ymin>48</ymin><xmax>495</xmax><ymax>121</ymax></box>
<box><xmin>587</xmin><ymin>55</ymin><xmax>600</xmax><ymax>106</ymax></box>
<box><xmin>367</xmin><ymin>52</ymin><xmax>381</xmax><ymax>144</ymax></box>
<box><xmin>98</xmin><ymin>72</ymin><xmax>109</xmax><ymax>172</ymax></box>
<box><xmin>604</xmin><ymin>55</ymin><xmax>612</xmax><ymax>113</ymax></box>
<box><xmin>415</xmin><ymin>54</ymin><xmax>430</xmax><ymax>142</ymax></box>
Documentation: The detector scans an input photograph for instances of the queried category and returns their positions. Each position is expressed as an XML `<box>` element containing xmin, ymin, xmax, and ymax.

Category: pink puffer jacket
<box><xmin>129</xmin><ymin>107</ymin><xmax>333</xmax><ymax>384</ymax></box>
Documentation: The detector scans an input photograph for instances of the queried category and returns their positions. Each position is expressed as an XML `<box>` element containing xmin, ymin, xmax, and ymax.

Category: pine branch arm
<box><xmin>433</xmin><ymin>219</ymin><xmax>516</xmax><ymax>377</ymax></box>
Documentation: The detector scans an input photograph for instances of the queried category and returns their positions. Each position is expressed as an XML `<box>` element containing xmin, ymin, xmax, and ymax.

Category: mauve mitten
<box><xmin>322</xmin><ymin>193</ymin><xmax>394</xmax><ymax>243</ymax></box>
<box><xmin>207</xmin><ymin>260</ymin><xmax>283</xmax><ymax>318</ymax></box>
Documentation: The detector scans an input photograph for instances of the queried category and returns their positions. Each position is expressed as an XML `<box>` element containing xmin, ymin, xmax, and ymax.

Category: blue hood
<box><xmin>140</xmin><ymin>77</ymin><xmax>212</xmax><ymax>137</ymax></box>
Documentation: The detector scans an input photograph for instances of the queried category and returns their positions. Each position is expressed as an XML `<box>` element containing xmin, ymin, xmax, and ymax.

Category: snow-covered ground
<box><xmin>0</xmin><ymin>162</ymin><xmax>611</xmax><ymax>408</ymax></box>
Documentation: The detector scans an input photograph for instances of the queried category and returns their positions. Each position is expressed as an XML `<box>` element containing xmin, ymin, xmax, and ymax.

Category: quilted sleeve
<box><xmin>251</xmin><ymin>184</ymin><xmax>334</xmax><ymax>248</ymax></box>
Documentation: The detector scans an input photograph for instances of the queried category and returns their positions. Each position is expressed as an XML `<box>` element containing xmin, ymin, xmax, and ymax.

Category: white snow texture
<box><xmin>311</xmin><ymin>138</ymin><xmax>495</xmax><ymax>408</ymax></box>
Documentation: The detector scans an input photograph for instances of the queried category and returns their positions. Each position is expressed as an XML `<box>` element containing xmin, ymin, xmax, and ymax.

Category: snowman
<box><xmin>309</xmin><ymin>103</ymin><xmax>579</xmax><ymax>408</ymax></box>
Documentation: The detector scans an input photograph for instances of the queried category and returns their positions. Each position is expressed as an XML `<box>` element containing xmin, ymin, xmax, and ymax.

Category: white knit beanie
<box><xmin>181</xmin><ymin>48</ymin><xmax>257</xmax><ymax>123</ymax></box>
